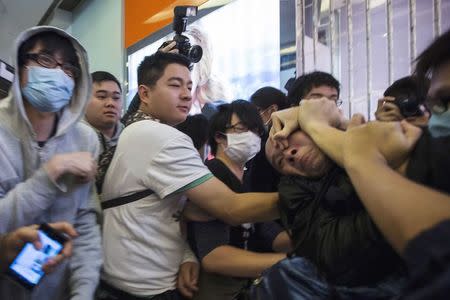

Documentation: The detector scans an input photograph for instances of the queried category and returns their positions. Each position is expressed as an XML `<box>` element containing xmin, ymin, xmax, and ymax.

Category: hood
<box><xmin>0</xmin><ymin>26</ymin><xmax>91</xmax><ymax>139</ymax></box>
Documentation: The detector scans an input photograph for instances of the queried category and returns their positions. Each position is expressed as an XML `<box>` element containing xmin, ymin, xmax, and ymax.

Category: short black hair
<box><xmin>18</xmin><ymin>31</ymin><xmax>79</xmax><ymax>70</ymax></box>
<box><xmin>287</xmin><ymin>71</ymin><xmax>340</xmax><ymax>106</ymax></box>
<box><xmin>176</xmin><ymin>114</ymin><xmax>209</xmax><ymax>150</ymax></box>
<box><xmin>137</xmin><ymin>51</ymin><xmax>192</xmax><ymax>87</ymax></box>
<box><xmin>208</xmin><ymin>100</ymin><xmax>264</xmax><ymax>156</ymax></box>
<box><xmin>91</xmin><ymin>71</ymin><xmax>122</xmax><ymax>92</ymax></box>
<box><xmin>415</xmin><ymin>29</ymin><xmax>450</xmax><ymax>88</ymax></box>
<box><xmin>384</xmin><ymin>76</ymin><xmax>429</xmax><ymax>104</ymax></box>
<box><xmin>250</xmin><ymin>86</ymin><xmax>289</xmax><ymax>110</ymax></box>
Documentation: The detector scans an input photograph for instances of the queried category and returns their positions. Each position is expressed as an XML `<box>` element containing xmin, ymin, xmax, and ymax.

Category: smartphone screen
<box><xmin>8</xmin><ymin>229</ymin><xmax>63</xmax><ymax>289</ymax></box>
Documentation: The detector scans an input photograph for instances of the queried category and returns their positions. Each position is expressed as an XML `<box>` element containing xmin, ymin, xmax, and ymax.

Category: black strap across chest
<box><xmin>101</xmin><ymin>189</ymin><xmax>154</xmax><ymax>210</ymax></box>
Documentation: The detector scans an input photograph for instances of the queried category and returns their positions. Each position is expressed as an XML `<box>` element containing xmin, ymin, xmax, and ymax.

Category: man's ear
<box><xmin>138</xmin><ymin>85</ymin><xmax>150</xmax><ymax>106</ymax></box>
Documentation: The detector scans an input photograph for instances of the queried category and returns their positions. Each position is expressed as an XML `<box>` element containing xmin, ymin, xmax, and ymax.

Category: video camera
<box><xmin>393</xmin><ymin>94</ymin><xmax>423</xmax><ymax>117</ymax></box>
<box><xmin>161</xmin><ymin>6</ymin><xmax>203</xmax><ymax>63</ymax></box>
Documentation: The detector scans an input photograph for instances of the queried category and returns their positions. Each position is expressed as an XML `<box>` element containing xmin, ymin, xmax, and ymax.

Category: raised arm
<box><xmin>185</xmin><ymin>177</ymin><xmax>279</xmax><ymax>226</ymax></box>
<box><xmin>0</xmin><ymin>151</ymin><xmax>96</xmax><ymax>233</ymax></box>
<box><xmin>0</xmin><ymin>166</ymin><xmax>63</xmax><ymax>232</ymax></box>
<box><xmin>341</xmin><ymin>120</ymin><xmax>450</xmax><ymax>254</ymax></box>
<box><xmin>296</xmin><ymin>99</ymin><xmax>352</xmax><ymax>166</ymax></box>
<box><xmin>202</xmin><ymin>245</ymin><xmax>285</xmax><ymax>278</ymax></box>
<box><xmin>269</xmin><ymin>98</ymin><xmax>348</xmax><ymax>165</ymax></box>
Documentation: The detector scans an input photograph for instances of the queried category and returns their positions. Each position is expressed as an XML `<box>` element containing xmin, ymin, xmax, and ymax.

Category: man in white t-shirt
<box><xmin>99</xmin><ymin>52</ymin><xmax>279</xmax><ymax>300</ymax></box>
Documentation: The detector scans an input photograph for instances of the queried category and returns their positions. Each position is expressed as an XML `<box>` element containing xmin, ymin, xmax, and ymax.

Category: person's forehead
<box><xmin>94</xmin><ymin>80</ymin><xmax>121</xmax><ymax>93</ymax></box>
<box><xmin>28</xmin><ymin>41</ymin><xmax>66</xmax><ymax>63</ymax></box>
<box><xmin>160</xmin><ymin>63</ymin><xmax>191</xmax><ymax>81</ymax></box>
<box><xmin>230</xmin><ymin>113</ymin><xmax>241</xmax><ymax>124</ymax></box>
<box><xmin>28</xmin><ymin>41</ymin><xmax>44</xmax><ymax>52</ymax></box>
<box><xmin>307</xmin><ymin>85</ymin><xmax>338</xmax><ymax>95</ymax></box>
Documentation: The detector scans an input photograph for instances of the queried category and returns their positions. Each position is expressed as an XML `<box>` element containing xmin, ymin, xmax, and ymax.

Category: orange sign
<box><xmin>125</xmin><ymin>0</ymin><xmax>208</xmax><ymax>49</ymax></box>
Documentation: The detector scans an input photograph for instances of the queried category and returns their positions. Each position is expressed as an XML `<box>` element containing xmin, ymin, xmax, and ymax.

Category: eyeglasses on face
<box><xmin>225</xmin><ymin>122</ymin><xmax>264</xmax><ymax>137</ymax></box>
<box><xmin>256</xmin><ymin>106</ymin><xmax>272</xmax><ymax>115</ymax></box>
<box><xmin>225</xmin><ymin>122</ymin><xmax>249</xmax><ymax>133</ymax></box>
<box><xmin>24</xmin><ymin>53</ymin><xmax>80</xmax><ymax>79</ymax></box>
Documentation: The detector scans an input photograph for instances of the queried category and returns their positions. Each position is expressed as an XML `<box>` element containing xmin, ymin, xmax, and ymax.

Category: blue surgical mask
<box><xmin>428</xmin><ymin>104</ymin><xmax>450</xmax><ymax>137</ymax></box>
<box><xmin>21</xmin><ymin>66</ymin><xmax>75</xmax><ymax>112</ymax></box>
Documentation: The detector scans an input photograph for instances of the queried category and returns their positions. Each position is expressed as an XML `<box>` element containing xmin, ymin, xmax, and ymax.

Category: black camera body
<box><xmin>171</xmin><ymin>33</ymin><xmax>203</xmax><ymax>63</ymax></box>
<box><xmin>393</xmin><ymin>95</ymin><xmax>423</xmax><ymax>117</ymax></box>
<box><xmin>162</xmin><ymin>6</ymin><xmax>203</xmax><ymax>63</ymax></box>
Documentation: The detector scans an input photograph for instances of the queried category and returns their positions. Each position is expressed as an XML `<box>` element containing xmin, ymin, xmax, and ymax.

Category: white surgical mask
<box><xmin>224</xmin><ymin>131</ymin><xmax>261</xmax><ymax>165</ymax></box>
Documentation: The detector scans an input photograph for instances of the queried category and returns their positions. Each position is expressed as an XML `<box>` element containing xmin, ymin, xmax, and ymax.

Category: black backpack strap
<box><xmin>101</xmin><ymin>189</ymin><xmax>154</xmax><ymax>210</ymax></box>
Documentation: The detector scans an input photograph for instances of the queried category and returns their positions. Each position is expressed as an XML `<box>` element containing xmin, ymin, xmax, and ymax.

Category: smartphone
<box><xmin>7</xmin><ymin>223</ymin><xmax>68</xmax><ymax>289</ymax></box>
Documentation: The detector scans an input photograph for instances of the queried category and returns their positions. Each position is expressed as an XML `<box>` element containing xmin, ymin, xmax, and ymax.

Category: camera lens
<box><xmin>395</xmin><ymin>96</ymin><xmax>423</xmax><ymax>117</ymax></box>
<box><xmin>189</xmin><ymin>45</ymin><xmax>203</xmax><ymax>63</ymax></box>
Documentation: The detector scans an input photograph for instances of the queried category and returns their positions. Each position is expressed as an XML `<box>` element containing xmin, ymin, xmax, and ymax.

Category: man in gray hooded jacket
<box><xmin>0</xmin><ymin>26</ymin><xmax>102</xmax><ymax>299</ymax></box>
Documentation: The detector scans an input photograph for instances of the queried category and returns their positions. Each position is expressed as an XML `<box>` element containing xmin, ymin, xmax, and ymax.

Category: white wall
<box><xmin>0</xmin><ymin>0</ymin><xmax>54</xmax><ymax>64</ymax></box>
<box><xmin>70</xmin><ymin>0</ymin><xmax>124</xmax><ymax>82</ymax></box>
<box><xmin>48</xmin><ymin>9</ymin><xmax>73</xmax><ymax>34</ymax></box>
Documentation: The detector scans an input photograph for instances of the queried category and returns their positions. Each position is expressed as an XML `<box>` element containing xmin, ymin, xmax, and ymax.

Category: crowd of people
<box><xmin>0</xmin><ymin>24</ymin><xmax>448</xmax><ymax>300</ymax></box>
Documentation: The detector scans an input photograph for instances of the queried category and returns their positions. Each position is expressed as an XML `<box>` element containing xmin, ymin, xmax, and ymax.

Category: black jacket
<box><xmin>278</xmin><ymin>167</ymin><xmax>403</xmax><ymax>287</ymax></box>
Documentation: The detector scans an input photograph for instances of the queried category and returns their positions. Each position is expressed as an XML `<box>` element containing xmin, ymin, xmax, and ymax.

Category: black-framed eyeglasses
<box><xmin>24</xmin><ymin>53</ymin><xmax>80</xmax><ymax>79</ymax></box>
<box><xmin>225</xmin><ymin>122</ymin><xmax>264</xmax><ymax>137</ymax></box>
<box><xmin>225</xmin><ymin>122</ymin><xmax>249</xmax><ymax>133</ymax></box>
<box><xmin>256</xmin><ymin>106</ymin><xmax>274</xmax><ymax>115</ymax></box>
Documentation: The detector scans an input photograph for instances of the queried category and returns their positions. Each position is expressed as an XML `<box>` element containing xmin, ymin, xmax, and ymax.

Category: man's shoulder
<box><xmin>126</xmin><ymin>119</ymin><xmax>171</xmax><ymax>131</ymax></box>
<box><xmin>122</xmin><ymin>120</ymin><xmax>186</xmax><ymax>142</ymax></box>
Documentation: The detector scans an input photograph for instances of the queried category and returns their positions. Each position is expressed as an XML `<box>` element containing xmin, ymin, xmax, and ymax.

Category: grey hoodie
<box><xmin>0</xmin><ymin>26</ymin><xmax>102</xmax><ymax>300</ymax></box>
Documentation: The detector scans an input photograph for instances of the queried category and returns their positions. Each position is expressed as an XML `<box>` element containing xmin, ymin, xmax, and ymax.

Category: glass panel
<box><xmin>392</xmin><ymin>0</ymin><xmax>410</xmax><ymax>81</ymax></box>
<box><xmin>280</xmin><ymin>0</ymin><xmax>296</xmax><ymax>93</ymax></box>
<box><xmin>317</xmin><ymin>0</ymin><xmax>332</xmax><ymax>72</ymax></box>
<box><xmin>126</xmin><ymin>0</ymin><xmax>281</xmax><ymax>111</ymax></box>
<box><xmin>416</xmin><ymin>0</ymin><xmax>434</xmax><ymax>57</ymax></box>
<box><xmin>349</xmin><ymin>1</ymin><xmax>368</xmax><ymax>117</ymax></box>
<box><xmin>370</xmin><ymin>1</ymin><xmax>388</xmax><ymax>117</ymax></box>
<box><xmin>443</xmin><ymin>0</ymin><xmax>450</xmax><ymax>33</ymax></box>
<box><xmin>296</xmin><ymin>0</ymin><xmax>450</xmax><ymax>120</ymax></box>
<box><xmin>337</xmin><ymin>2</ymin><xmax>350</xmax><ymax>117</ymax></box>
<box><xmin>195</xmin><ymin>0</ymin><xmax>280</xmax><ymax>101</ymax></box>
